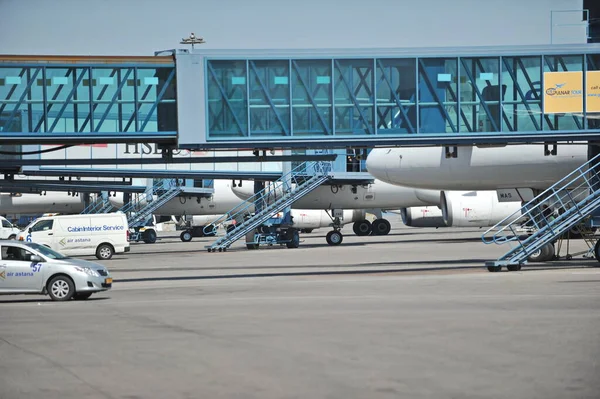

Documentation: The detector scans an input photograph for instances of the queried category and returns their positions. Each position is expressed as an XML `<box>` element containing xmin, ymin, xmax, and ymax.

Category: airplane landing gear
<box><xmin>353</xmin><ymin>220</ymin><xmax>371</xmax><ymax>236</ymax></box>
<box><xmin>372</xmin><ymin>218</ymin><xmax>391</xmax><ymax>235</ymax></box>
<box><xmin>326</xmin><ymin>230</ymin><xmax>343</xmax><ymax>245</ymax></box>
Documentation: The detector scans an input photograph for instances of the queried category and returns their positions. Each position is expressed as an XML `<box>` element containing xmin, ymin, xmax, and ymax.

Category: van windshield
<box><xmin>24</xmin><ymin>242</ymin><xmax>69</xmax><ymax>260</ymax></box>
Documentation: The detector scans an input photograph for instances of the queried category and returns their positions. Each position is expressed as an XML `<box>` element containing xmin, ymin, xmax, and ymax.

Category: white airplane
<box><xmin>228</xmin><ymin>178</ymin><xmax>442</xmax><ymax>241</ymax></box>
<box><xmin>365</xmin><ymin>145</ymin><xmax>588</xmax><ymax>191</ymax></box>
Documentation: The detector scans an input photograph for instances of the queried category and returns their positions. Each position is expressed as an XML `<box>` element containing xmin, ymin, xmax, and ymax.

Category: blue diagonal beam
<box><xmin>0</xmin><ymin>68</ymin><xmax>27</xmax><ymax>116</ymax></box>
<box><xmin>79</xmin><ymin>68</ymin><xmax>119</xmax><ymax>132</ymax></box>
<box><xmin>95</xmin><ymin>68</ymin><xmax>133</xmax><ymax>132</ymax></box>
<box><xmin>354</xmin><ymin>67</ymin><xmax>372</xmax><ymax>98</ymax></box>
<box><xmin>124</xmin><ymin>84</ymin><xmax>153</xmax><ymax>132</ymax></box>
<box><xmin>33</xmin><ymin>68</ymin><xmax>76</xmax><ymax>132</ymax></box>
<box><xmin>48</xmin><ymin>69</ymin><xmax>87</xmax><ymax>132</ymax></box>
<box><xmin>376</xmin><ymin>60</ymin><xmax>415</xmax><ymax>133</ymax></box>
<box><xmin>207</xmin><ymin>63</ymin><xmax>245</xmax><ymax>135</ymax></box>
<box><xmin>139</xmin><ymin>67</ymin><xmax>175</xmax><ymax>131</ymax></box>
<box><xmin>442</xmin><ymin>74</ymin><xmax>472</xmax><ymax>132</ymax></box>
<box><xmin>291</xmin><ymin>61</ymin><xmax>331</xmax><ymax>135</ymax></box>
<box><xmin>474</xmin><ymin>58</ymin><xmax>514</xmax><ymax>131</ymax></box>
<box><xmin>502</xmin><ymin>58</ymin><xmax>541</xmax><ymax>131</ymax></box>
<box><xmin>2</xmin><ymin>68</ymin><xmax>41</xmax><ymax>132</ymax></box>
<box><xmin>460</xmin><ymin>59</ymin><xmax>500</xmax><ymax>132</ymax></box>
<box><xmin>334</xmin><ymin>60</ymin><xmax>373</xmax><ymax>134</ymax></box>
<box><xmin>417</xmin><ymin>59</ymin><xmax>457</xmax><ymax>133</ymax></box>
<box><xmin>516</xmin><ymin>57</ymin><xmax>553</xmax><ymax>130</ymax></box>
<box><xmin>249</xmin><ymin>61</ymin><xmax>289</xmax><ymax>135</ymax></box>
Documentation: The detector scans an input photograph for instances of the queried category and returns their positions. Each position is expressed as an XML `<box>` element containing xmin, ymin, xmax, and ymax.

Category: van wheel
<box><xmin>8</xmin><ymin>234</ymin><xmax>16</xmax><ymax>240</ymax></box>
<box><xmin>96</xmin><ymin>244</ymin><xmax>114</xmax><ymax>260</ymax></box>
<box><xmin>47</xmin><ymin>275</ymin><xmax>75</xmax><ymax>301</ymax></box>
<box><xmin>143</xmin><ymin>229</ymin><xmax>157</xmax><ymax>244</ymax></box>
<box><xmin>74</xmin><ymin>292</ymin><xmax>92</xmax><ymax>300</ymax></box>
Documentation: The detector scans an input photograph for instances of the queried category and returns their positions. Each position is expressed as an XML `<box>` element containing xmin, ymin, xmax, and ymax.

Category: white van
<box><xmin>17</xmin><ymin>213</ymin><xmax>130</xmax><ymax>260</ymax></box>
<box><xmin>0</xmin><ymin>216</ymin><xmax>21</xmax><ymax>239</ymax></box>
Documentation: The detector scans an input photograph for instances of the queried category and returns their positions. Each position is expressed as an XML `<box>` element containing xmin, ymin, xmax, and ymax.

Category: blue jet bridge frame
<box><xmin>2</xmin><ymin>44</ymin><xmax>600</xmax><ymax>149</ymax></box>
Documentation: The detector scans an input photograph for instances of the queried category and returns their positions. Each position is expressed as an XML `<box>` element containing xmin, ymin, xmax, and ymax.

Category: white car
<box><xmin>0</xmin><ymin>240</ymin><xmax>112</xmax><ymax>301</ymax></box>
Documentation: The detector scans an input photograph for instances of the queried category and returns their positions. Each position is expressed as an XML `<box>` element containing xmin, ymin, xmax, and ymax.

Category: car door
<box><xmin>28</xmin><ymin>219</ymin><xmax>55</xmax><ymax>247</ymax></box>
<box><xmin>0</xmin><ymin>245</ymin><xmax>45</xmax><ymax>292</ymax></box>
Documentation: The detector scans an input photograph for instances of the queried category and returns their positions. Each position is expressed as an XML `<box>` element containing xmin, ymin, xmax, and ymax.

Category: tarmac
<box><xmin>1</xmin><ymin>217</ymin><xmax>599</xmax><ymax>399</ymax></box>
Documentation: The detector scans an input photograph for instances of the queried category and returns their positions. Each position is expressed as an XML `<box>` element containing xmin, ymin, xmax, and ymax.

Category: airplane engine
<box><xmin>291</xmin><ymin>209</ymin><xmax>365</xmax><ymax>229</ymax></box>
<box><xmin>440</xmin><ymin>191</ymin><xmax>521</xmax><ymax>227</ymax></box>
<box><xmin>400</xmin><ymin>206</ymin><xmax>445</xmax><ymax>227</ymax></box>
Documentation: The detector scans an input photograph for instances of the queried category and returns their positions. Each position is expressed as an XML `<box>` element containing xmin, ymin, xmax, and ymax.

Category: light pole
<box><xmin>180</xmin><ymin>33</ymin><xmax>206</xmax><ymax>50</ymax></box>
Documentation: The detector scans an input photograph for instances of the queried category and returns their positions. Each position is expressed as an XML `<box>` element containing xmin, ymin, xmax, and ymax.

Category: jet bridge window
<box><xmin>31</xmin><ymin>220</ymin><xmax>53</xmax><ymax>232</ymax></box>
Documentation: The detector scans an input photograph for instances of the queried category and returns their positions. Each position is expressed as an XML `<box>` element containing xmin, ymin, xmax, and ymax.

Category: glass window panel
<box><xmin>501</xmin><ymin>56</ymin><xmax>542</xmax><ymax>132</ymax></box>
<box><xmin>459</xmin><ymin>57</ymin><xmax>501</xmax><ymax>132</ymax></box>
<box><xmin>543</xmin><ymin>55</ymin><xmax>584</xmax><ymax>131</ymax></box>
<box><xmin>334</xmin><ymin>59</ymin><xmax>374</xmax><ymax>135</ymax></box>
<box><xmin>291</xmin><ymin>59</ymin><xmax>332</xmax><ymax>135</ymax></box>
<box><xmin>418</xmin><ymin>58</ymin><xmax>458</xmax><ymax>133</ymax></box>
<box><xmin>47</xmin><ymin>103</ymin><xmax>74</xmax><ymax>133</ymax></box>
<box><xmin>376</xmin><ymin>58</ymin><xmax>416</xmax><ymax>134</ymax></box>
<box><xmin>137</xmin><ymin>103</ymin><xmax>157</xmax><ymax>132</ymax></box>
<box><xmin>207</xmin><ymin>60</ymin><xmax>248</xmax><ymax>137</ymax></box>
<box><xmin>75</xmin><ymin>103</ymin><xmax>91</xmax><ymax>133</ymax></box>
<box><xmin>92</xmin><ymin>102</ymin><xmax>118</xmax><ymax>132</ymax></box>
<box><xmin>249</xmin><ymin>60</ymin><xmax>290</xmax><ymax>135</ymax></box>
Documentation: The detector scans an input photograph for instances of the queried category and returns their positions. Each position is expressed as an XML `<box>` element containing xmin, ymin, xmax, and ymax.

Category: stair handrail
<box><xmin>119</xmin><ymin>178</ymin><xmax>180</xmax><ymax>215</ymax></box>
<box><xmin>482</xmin><ymin>152</ymin><xmax>600</xmax><ymax>245</ymax></box>
<box><xmin>203</xmin><ymin>160</ymin><xmax>330</xmax><ymax>235</ymax></box>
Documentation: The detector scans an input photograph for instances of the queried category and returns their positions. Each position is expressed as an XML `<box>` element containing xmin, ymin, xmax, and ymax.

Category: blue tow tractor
<box><xmin>244</xmin><ymin>216</ymin><xmax>300</xmax><ymax>250</ymax></box>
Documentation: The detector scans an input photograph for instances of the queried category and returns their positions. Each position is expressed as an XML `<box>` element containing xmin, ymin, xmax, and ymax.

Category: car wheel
<box><xmin>96</xmin><ymin>244</ymin><xmax>114</xmax><ymax>260</ymax></box>
<box><xmin>74</xmin><ymin>292</ymin><xmax>93</xmax><ymax>300</ymax></box>
<box><xmin>47</xmin><ymin>275</ymin><xmax>75</xmax><ymax>301</ymax></box>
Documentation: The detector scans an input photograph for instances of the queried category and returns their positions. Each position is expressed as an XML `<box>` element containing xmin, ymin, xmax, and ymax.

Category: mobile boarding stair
<box><xmin>80</xmin><ymin>192</ymin><xmax>113</xmax><ymax>214</ymax></box>
<box><xmin>203</xmin><ymin>160</ymin><xmax>332</xmax><ymax>252</ymax></box>
<box><xmin>118</xmin><ymin>179</ymin><xmax>183</xmax><ymax>243</ymax></box>
<box><xmin>482</xmin><ymin>153</ymin><xmax>600</xmax><ymax>272</ymax></box>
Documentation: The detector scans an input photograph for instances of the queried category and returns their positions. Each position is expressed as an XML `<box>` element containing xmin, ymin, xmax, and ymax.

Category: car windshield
<box><xmin>24</xmin><ymin>242</ymin><xmax>69</xmax><ymax>260</ymax></box>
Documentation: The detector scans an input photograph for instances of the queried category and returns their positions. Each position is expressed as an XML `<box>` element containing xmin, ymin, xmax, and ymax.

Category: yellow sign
<box><xmin>544</xmin><ymin>71</ymin><xmax>583</xmax><ymax>114</ymax></box>
<box><xmin>587</xmin><ymin>71</ymin><xmax>600</xmax><ymax>113</ymax></box>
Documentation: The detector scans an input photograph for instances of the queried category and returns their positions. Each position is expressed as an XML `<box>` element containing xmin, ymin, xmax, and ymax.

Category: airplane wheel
<box><xmin>372</xmin><ymin>219</ymin><xmax>391</xmax><ymax>235</ymax></box>
<box><xmin>326</xmin><ymin>230</ymin><xmax>343</xmax><ymax>246</ymax></box>
<box><xmin>528</xmin><ymin>243</ymin><xmax>554</xmax><ymax>263</ymax></box>
<box><xmin>180</xmin><ymin>230</ymin><xmax>193</xmax><ymax>242</ymax></box>
<box><xmin>353</xmin><ymin>220</ymin><xmax>371</xmax><ymax>236</ymax></box>
<box><xmin>487</xmin><ymin>266</ymin><xmax>502</xmax><ymax>272</ymax></box>
<box><xmin>507</xmin><ymin>264</ymin><xmax>522</xmax><ymax>272</ymax></box>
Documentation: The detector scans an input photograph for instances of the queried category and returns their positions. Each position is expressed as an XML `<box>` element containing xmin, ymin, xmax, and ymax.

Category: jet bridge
<box><xmin>3</xmin><ymin>44</ymin><xmax>600</xmax><ymax>150</ymax></box>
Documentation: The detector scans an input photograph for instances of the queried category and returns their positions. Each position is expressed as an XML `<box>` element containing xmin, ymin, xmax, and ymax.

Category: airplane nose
<box><xmin>366</xmin><ymin>148</ymin><xmax>392</xmax><ymax>181</ymax></box>
<box><xmin>231</xmin><ymin>182</ymin><xmax>254</xmax><ymax>201</ymax></box>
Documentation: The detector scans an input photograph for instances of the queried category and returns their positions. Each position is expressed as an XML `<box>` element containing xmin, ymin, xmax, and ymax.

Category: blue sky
<box><xmin>0</xmin><ymin>0</ymin><xmax>585</xmax><ymax>55</ymax></box>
